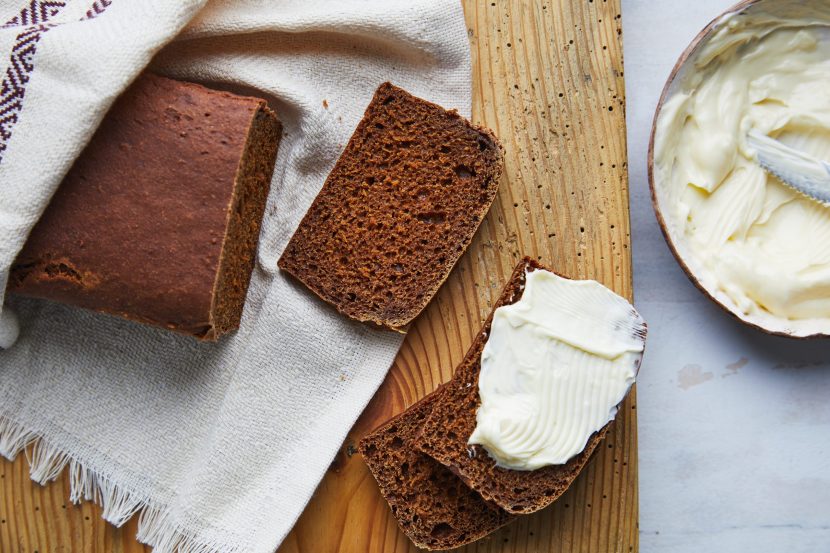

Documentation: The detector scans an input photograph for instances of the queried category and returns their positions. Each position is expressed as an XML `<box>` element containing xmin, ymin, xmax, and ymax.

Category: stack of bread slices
<box><xmin>278</xmin><ymin>82</ymin><xmax>643</xmax><ymax>550</ymax></box>
<box><xmin>360</xmin><ymin>258</ymin><xmax>628</xmax><ymax>549</ymax></box>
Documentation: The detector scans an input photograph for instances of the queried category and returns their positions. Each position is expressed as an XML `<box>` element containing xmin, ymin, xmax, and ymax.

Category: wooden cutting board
<box><xmin>0</xmin><ymin>1</ymin><xmax>635</xmax><ymax>551</ymax></box>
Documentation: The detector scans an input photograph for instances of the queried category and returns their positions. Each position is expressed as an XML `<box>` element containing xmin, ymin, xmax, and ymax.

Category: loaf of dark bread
<box><xmin>359</xmin><ymin>387</ymin><xmax>514</xmax><ymax>550</ymax></box>
<box><xmin>9</xmin><ymin>73</ymin><xmax>281</xmax><ymax>340</ymax></box>
<box><xmin>278</xmin><ymin>83</ymin><xmax>503</xmax><ymax>331</ymax></box>
<box><xmin>415</xmin><ymin>258</ymin><xmax>615</xmax><ymax>514</ymax></box>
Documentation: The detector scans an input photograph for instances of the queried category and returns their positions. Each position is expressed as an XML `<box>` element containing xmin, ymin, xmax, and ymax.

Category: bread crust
<box><xmin>9</xmin><ymin>73</ymin><xmax>281</xmax><ymax>340</ymax></box>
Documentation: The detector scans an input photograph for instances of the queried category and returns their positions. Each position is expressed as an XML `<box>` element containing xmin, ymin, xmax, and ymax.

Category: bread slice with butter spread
<box><xmin>415</xmin><ymin>257</ymin><xmax>645</xmax><ymax>514</ymax></box>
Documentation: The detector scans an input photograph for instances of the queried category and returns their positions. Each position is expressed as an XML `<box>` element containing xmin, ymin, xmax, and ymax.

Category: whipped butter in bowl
<box><xmin>650</xmin><ymin>0</ymin><xmax>830</xmax><ymax>337</ymax></box>
<box><xmin>469</xmin><ymin>268</ymin><xmax>646</xmax><ymax>471</ymax></box>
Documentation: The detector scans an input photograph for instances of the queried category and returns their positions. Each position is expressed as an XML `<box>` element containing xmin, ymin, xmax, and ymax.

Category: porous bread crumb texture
<box><xmin>278</xmin><ymin>82</ymin><xmax>503</xmax><ymax>330</ymax></box>
<box><xmin>359</xmin><ymin>388</ymin><xmax>514</xmax><ymax>550</ymax></box>
<box><xmin>415</xmin><ymin>258</ymin><xmax>611</xmax><ymax>515</ymax></box>
<box><xmin>209</xmin><ymin>107</ymin><xmax>282</xmax><ymax>339</ymax></box>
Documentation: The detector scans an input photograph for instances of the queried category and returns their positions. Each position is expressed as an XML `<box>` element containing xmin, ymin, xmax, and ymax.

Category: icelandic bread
<box><xmin>359</xmin><ymin>387</ymin><xmax>514</xmax><ymax>550</ymax></box>
<box><xmin>9</xmin><ymin>73</ymin><xmax>281</xmax><ymax>340</ymax></box>
<box><xmin>278</xmin><ymin>82</ymin><xmax>503</xmax><ymax>331</ymax></box>
<box><xmin>415</xmin><ymin>258</ymin><xmax>615</xmax><ymax>514</ymax></box>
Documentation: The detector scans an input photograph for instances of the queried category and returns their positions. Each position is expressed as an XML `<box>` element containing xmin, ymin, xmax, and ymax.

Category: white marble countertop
<box><xmin>622</xmin><ymin>1</ymin><xmax>830</xmax><ymax>551</ymax></box>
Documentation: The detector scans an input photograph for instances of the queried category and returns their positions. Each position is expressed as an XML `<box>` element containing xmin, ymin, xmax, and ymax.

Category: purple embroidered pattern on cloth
<box><xmin>0</xmin><ymin>2</ymin><xmax>66</xmax><ymax>162</ymax></box>
<box><xmin>1</xmin><ymin>1</ymin><xmax>64</xmax><ymax>27</ymax></box>
<box><xmin>0</xmin><ymin>0</ymin><xmax>114</xmax><ymax>163</ymax></box>
<box><xmin>85</xmin><ymin>0</ymin><xmax>111</xmax><ymax>20</ymax></box>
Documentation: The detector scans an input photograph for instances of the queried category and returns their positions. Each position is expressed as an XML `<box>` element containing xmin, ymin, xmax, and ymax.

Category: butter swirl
<box><xmin>653</xmin><ymin>1</ymin><xmax>830</xmax><ymax>332</ymax></box>
<box><xmin>469</xmin><ymin>269</ymin><xmax>646</xmax><ymax>471</ymax></box>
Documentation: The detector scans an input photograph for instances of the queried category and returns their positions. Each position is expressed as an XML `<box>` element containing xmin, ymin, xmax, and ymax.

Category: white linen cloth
<box><xmin>0</xmin><ymin>1</ymin><xmax>471</xmax><ymax>552</ymax></box>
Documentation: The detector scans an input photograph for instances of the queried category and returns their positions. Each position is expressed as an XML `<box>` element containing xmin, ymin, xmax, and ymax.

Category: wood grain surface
<box><xmin>0</xmin><ymin>1</ymin><xmax>635</xmax><ymax>552</ymax></box>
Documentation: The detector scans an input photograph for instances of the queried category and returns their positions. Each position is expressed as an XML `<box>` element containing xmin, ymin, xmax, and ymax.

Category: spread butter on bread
<box><xmin>416</xmin><ymin>258</ymin><xmax>646</xmax><ymax>514</ymax></box>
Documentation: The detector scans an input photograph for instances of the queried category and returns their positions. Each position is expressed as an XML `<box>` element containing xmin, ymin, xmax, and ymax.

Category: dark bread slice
<box><xmin>9</xmin><ymin>73</ymin><xmax>282</xmax><ymax>340</ymax></box>
<box><xmin>278</xmin><ymin>83</ymin><xmax>503</xmax><ymax>331</ymax></box>
<box><xmin>415</xmin><ymin>258</ymin><xmax>623</xmax><ymax>514</ymax></box>
<box><xmin>359</xmin><ymin>387</ymin><xmax>514</xmax><ymax>550</ymax></box>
